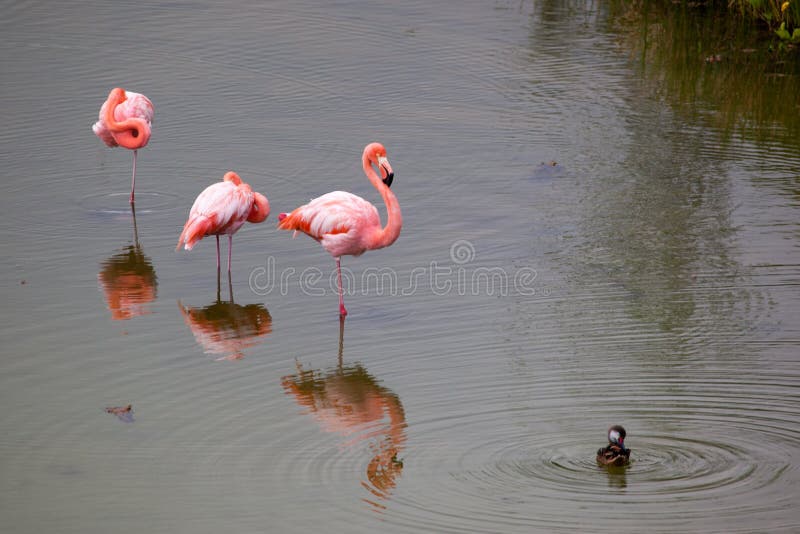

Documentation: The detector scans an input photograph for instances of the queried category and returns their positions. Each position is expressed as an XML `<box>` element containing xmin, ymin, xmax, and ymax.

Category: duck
<box><xmin>596</xmin><ymin>425</ymin><xmax>630</xmax><ymax>466</ymax></box>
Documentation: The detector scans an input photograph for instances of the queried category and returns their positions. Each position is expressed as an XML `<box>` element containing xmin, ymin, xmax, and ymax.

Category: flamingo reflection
<box><xmin>281</xmin><ymin>318</ymin><xmax>407</xmax><ymax>507</ymax></box>
<box><xmin>179</xmin><ymin>273</ymin><xmax>272</xmax><ymax>361</ymax></box>
<box><xmin>97</xmin><ymin>205</ymin><xmax>157</xmax><ymax>320</ymax></box>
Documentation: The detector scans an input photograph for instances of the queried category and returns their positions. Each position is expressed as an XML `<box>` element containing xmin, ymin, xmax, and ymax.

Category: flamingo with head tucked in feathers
<box><xmin>177</xmin><ymin>172</ymin><xmax>270</xmax><ymax>273</ymax></box>
<box><xmin>278</xmin><ymin>142</ymin><xmax>402</xmax><ymax>316</ymax></box>
<box><xmin>92</xmin><ymin>88</ymin><xmax>154</xmax><ymax>203</ymax></box>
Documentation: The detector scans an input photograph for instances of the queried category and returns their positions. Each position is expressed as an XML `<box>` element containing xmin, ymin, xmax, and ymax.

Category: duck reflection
<box><xmin>179</xmin><ymin>273</ymin><xmax>272</xmax><ymax>361</ymax></box>
<box><xmin>97</xmin><ymin>205</ymin><xmax>157</xmax><ymax>320</ymax></box>
<box><xmin>281</xmin><ymin>318</ymin><xmax>407</xmax><ymax>507</ymax></box>
<box><xmin>603</xmin><ymin>465</ymin><xmax>628</xmax><ymax>490</ymax></box>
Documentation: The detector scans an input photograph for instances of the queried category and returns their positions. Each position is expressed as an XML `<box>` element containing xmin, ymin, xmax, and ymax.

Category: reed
<box><xmin>607</xmin><ymin>0</ymin><xmax>800</xmax><ymax>144</ymax></box>
<box><xmin>731</xmin><ymin>0</ymin><xmax>798</xmax><ymax>36</ymax></box>
<box><xmin>610</xmin><ymin>0</ymin><xmax>798</xmax><ymax>44</ymax></box>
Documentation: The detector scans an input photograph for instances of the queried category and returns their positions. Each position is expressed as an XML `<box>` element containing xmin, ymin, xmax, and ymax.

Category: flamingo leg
<box><xmin>129</xmin><ymin>150</ymin><xmax>137</xmax><ymax>204</ymax></box>
<box><xmin>216</xmin><ymin>235</ymin><xmax>221</xmax><ymax>273</ymax></box>
<box><xmin>216</xmin><ymin>267</ymin><xmax>222</xmax><ymax>303</ymax></box>
<box><xmin>337</xmin><ymin>314</ymin><xmax>345</xmax><ymax>366</ymax></box>
<box><xmin>227</xmin><ymin>235</ymin><xmax>233</xmax><ymax>273</ymax></box>
<box><xmin>130</xmin><ymin>203</ymin><xmax>140</xmax><ymax>248</ymax></box>
<box><xmin>336</xmin><ymin>257</ymin><xmax>347</xmax><ymax>317</ymax></box>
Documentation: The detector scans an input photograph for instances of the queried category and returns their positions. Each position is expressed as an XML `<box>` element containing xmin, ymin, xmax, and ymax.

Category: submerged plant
<box><xmin>775</xmin><ymin>21</ymin><xmax>800</xmax><ymax>41</ymax></box>
<box><xmin>607</xmin><ymin>0</ymin><xmax>800</xmax><ymax>143</ymax></box>
<box><xmin>611</xmin><ymin>0</ymin><xmax>799</xmax><ymax>48</ymax></box>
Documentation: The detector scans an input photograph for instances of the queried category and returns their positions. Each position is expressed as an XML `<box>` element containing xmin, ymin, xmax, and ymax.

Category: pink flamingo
<box><xmin>177</xmin><ymin>171</ymin><xmax>270</xmax><ymax>273</ymax></box>
<box><xmin>278</xmin><ymin>142</ymin><xmax>402</xmax><ymax>316</ymax></box>
<box><xmin>92</xmin><ymin>87</ymin><xmax>154</xmax><ymax>203</ymax></box>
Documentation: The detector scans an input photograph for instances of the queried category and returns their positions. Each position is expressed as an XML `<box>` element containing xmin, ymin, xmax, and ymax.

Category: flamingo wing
<box><xmin>193</xmin><ymin>182</ymin><xmax>254</xmax><ymax>228</ymax></box>
<box><xmin>116</xmin><ymin>91</ymin><xmax>154</xmax><ymax>124</ymax></box>
<box><xmin>280</xmin><ymin>192</ymin><xmax>379</xmax><ymax>237</ymax></box>
<box><xmin>178</xmin><ymin>182</ymin><xmax>253</xmax><ymax>249</ymax></box>
<box><xmin>279</xmin><ymin>191</ymin><xmax>381</xmax><ymax>257</ymax></box>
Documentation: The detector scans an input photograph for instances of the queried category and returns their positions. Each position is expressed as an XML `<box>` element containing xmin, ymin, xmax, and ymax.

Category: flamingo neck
<box><xmin>363</xmin><ymin>155</ymin><xmax>402</xmax><ymax>249</ymax></box>
<box><xmin>103</xmin><ymin>88</ymin><xmax>151</xmax><ymax>150</ymax></box>
<box><xmin>223</xmin><ymin>171</ymin><xmax>243</xmax><ymax>185</ymax></box>
<box><xmin>247</xmin><ymin>192</ymin><xmax>270</xmax><ymax>223</ymax></box>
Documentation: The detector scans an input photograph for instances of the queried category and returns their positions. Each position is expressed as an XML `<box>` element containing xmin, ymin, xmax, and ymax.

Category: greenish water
<box><xmin>1</xmin><ymin>1</ymin><xmax>798</xmax><ymax>533</ymax></box>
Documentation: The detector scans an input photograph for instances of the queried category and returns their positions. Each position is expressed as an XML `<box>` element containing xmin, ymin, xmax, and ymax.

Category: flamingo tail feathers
<box><xmin>176</xmin><ymin>215</ymin><xmax>214</xmax><ymax>251</ymax></box>
<box><xmin>277</xmin><ymin>211</ymin><xmax>305</xmax><ymax>232</ymax></box>
<box><xmin>277</xmin><ymin>211</ymin><xmax>309</xmax><ymax>240</ymax></box>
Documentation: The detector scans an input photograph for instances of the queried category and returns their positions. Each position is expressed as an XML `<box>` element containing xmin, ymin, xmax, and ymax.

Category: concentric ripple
<box><xmin>388</xmin><ymin>405</ymin><xmax>800</xmax><ymax>533</ymax></box>
<box><xmin>507</xmin><ymin>433</ymin><xmax>759</xmax><ymax>497</ymax></box>
<box><xmin>78</xmin><ymin>191</ymin><xmax>182</xmax><ymax>216</ymax></box>
<box><xmin>2</xmin><ymin>0</ymin><xmax>800</xmax><ymax>533</ymax></box>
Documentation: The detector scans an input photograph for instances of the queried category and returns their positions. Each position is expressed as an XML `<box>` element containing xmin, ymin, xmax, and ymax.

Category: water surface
<box><xmin>1</xmin><ymin>1</ymin><xmax>799</xmax><ymax>533</ymax></box>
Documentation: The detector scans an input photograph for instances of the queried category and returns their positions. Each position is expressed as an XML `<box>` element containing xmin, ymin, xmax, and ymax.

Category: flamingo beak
<box><xmin>383</xmin><ymin>168</ymin><xmax>394</xmax><ymax>188</ymax></box>
<box><xmin>378</xmin><ymin>157</ymin><xmax>394</xmax><ymax>188</ymax></box>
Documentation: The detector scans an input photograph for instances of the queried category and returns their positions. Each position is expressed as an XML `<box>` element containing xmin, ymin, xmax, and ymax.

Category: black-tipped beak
<box><xmin>382</xmin><ymin>167</ymin><xmax>394</xmax><ymax>188</ymax></box>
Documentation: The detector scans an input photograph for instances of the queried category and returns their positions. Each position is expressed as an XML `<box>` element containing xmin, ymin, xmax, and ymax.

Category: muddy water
<box><xmin>1</xmin><ymin>1</ymin><xmax>799</xmax><ymax>533</ymax></box>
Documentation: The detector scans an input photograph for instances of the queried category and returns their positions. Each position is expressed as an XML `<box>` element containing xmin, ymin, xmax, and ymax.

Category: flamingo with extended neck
<box><xmin>278</xmin><ymin>142</ymin><xmax>402</xmax><ymax>316</ymax></box>
<box><xmin>92</xmin><ymin>88</ymin><xmax>154</xmax><ymax>204</ymax></box>
<box><xmin>177</xmin><ymin>171</ymin><xmax>270</xmax><ymax>273</ymax></box>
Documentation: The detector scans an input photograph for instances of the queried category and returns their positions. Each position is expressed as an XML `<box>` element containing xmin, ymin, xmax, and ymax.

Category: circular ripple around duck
<box><xmin>388</xmin><ymin>400</ymin><xmax>800</xmax><ymax>533</ymax></box>
<box><xmin>519</xmin><ymin>433</ymin><xmax>757</xmax><ymax>498</ymax></box>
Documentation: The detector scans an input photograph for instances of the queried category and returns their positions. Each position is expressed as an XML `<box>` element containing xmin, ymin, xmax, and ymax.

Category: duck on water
<box><xmin>597</xmin><ymin>425</ymin><xmax>631</xmax><ymax>467</ymax></box>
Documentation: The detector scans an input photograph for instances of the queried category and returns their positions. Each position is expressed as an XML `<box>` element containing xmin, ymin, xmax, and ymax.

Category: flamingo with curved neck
<box><xmin>278</xmin><ymin>142</ymin><xmax>402</xmax><ymax>316</ymax></box>
<box><xmin>177</xmin><ymin>171</ymin><xmax>270</xmax><ymax>273</ymax></box>
<box><xmin>92</xmin><ymin>87</ymin><xmax>154</xmax><ymax>203</ymax></box>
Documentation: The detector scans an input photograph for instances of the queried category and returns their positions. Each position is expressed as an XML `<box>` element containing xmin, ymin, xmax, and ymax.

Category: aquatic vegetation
<box><xmin>734</xmin><ymin>0</ymin><xmax>799</xmax><ymax>34</ymax></box>
<box><xmin>775</xmin><ymin>21</ymin><xmax>800</xmax><ymax>42</ymax></box>
<box><xmin>610</xmin><ymin>0</ymin><xmax>799</xmax><ymax>50</ymax></box>
<box><xmin>608</xmin><ymin>0</ymin><xmax>800</xmax><ymax>144</ymax></box>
